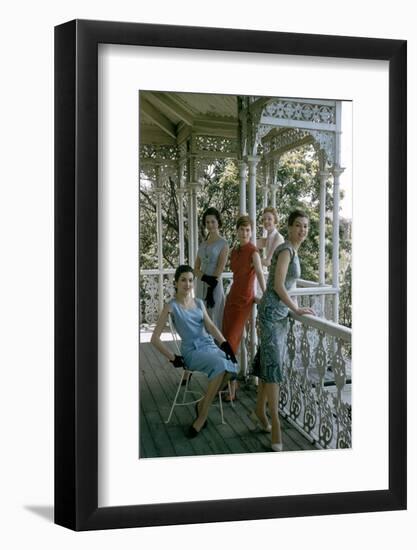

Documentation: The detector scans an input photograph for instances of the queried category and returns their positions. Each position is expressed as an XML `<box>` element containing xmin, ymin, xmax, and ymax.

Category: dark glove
<box><xmin>220</xmin><ymin>341</ymin><xmax>238</xmax><ymax>364</ymax></box>
<box><xmin>201</xmin><ymin>274</ymin><xmax>218</xmax><ymax>289</ymax></box>
<box><xmin>170</xmin><ymin>354</ymin><xmax>185</xmax><ymax>368</ymax></box>
<box><xmin>205</xmin><ymin>286</ymin><xmax>215</xmax><ymax>308</ymax></box>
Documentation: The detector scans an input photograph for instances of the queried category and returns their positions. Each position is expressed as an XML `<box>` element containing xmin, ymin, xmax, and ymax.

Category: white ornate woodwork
<box><xmin>140</xmin><ymin>143</ymin><xmax>179</xmax><ymax>161</ymax></box>
<box><xmin>194</xmin><ymin>135</ymin><xmax>238</xmax><ymax>155</ymax></box>
<box><xmin>262</xmin><ymin>99</ymin><xmax>336</xmax><ymax>126</ymax></box>
<box><xmin>281</xmin><ymin>314</ymin><xmax>351</xmax><ymax>449</ymax></box>
<box><xmin>309</xmin><ymin>130</ymin><xmax>335</xmax><ymax>164</ymax></box>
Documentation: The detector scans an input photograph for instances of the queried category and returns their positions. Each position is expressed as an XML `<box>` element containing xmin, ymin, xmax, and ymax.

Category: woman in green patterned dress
<box><xmin>253</xmin><ymin>210</ymin><xmax>315</xmax><ymax>451</ymax></box>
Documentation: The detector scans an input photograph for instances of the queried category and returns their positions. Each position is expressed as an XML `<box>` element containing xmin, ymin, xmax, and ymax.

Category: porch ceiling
<box><xmin>140</xmin><ymin>91</ymin><xmax>322</xmax><ymax>157</ymax></box>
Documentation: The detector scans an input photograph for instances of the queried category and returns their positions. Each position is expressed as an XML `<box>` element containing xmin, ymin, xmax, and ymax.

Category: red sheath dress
<box><xmin>222</xmin><ymin>242</ymin><xmax>257</xmax><ymax>354</ymax></box>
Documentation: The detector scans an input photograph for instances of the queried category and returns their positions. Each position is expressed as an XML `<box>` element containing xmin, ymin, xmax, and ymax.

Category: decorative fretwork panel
<box><xmin>277</xmin><ymin>316</ymin><xmax>351</xmax><ymax>449</ymax></box>
<box><xmin>140</xmin><ymin>144</ymin><xmax>179</xmax><ymax>161</ymax></box>
<box><xmin>310</xmin><ymin>130</ymin><xmax>335</xmax><ymax>164</ymax></box>
<box><xmin>140</xmin><ymin>270</ymin><xmax>176</xmax><ymax>326</ymax></box>
<box><xmin>263</xmin><ymin>128</ymin><xmax>311</xmax><ymax>155</ymax></box>
<box><xmin>263</xmin><ymin>100</ymin><xmax>336</xmax><ymax>125</ymax></box>
<box><xmin>194</xmin><ymin>136</ymin><xmax>238</xmax><ymax>155</ymax></box>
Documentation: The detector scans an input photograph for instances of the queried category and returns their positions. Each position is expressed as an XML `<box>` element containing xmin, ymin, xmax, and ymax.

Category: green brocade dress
<box><xmin>258</xmin><ymin>242</ymin><xmax>300</xmax><ymax>383</ymax></box>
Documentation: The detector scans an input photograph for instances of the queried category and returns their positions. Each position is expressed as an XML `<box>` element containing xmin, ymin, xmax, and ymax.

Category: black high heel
<box><xmin>187</xmin><ymin>424</ymin><xmax>200</xmax><ymax>438</ymax></box>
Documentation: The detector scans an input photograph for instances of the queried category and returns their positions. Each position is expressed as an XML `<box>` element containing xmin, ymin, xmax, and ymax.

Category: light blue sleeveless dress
<box><xmin>169</xmin><ymin>298</ymin><xmax>238</xmax><ymax>381</ymax></box>
<box><xmin>195</xmin><ymin>237</ymin><xmax>227</xmax><ymax>329</ymax></box>
<box><xmin>258</xmin><ymin>242</ymin><xmax>300</xmax><ymax>383</ymax></box>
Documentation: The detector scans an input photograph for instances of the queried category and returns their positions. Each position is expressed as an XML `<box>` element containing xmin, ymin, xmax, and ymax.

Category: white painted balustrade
<box><xmin>281</xmin><ymin>311</ymin><xmax>351</xmax><ymax>449</ymax></box>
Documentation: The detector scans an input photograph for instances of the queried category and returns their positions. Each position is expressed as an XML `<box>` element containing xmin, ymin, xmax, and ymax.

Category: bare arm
<box><xmin>256</xmin><ymin>237</ymin><xmax>267</xmax><ymax>250</ymax></box>
<box><xmin>194</xmin><ymin>255</ymin><xmax>203</xmax><ymax>279</ymax></box>
<box><xmin>252</xmin><ymin>251</ymin><xmax>266</xmax><ymax>293</ymax></box>
<box><xmin>202</xmin><ymin>304</ymin><xmax>226</xmax><ymax>344</ymax></box>
<box><xmin>212</xmin><ymin>243</ymin><xmax>229</xmax><ymax>278</ymax></box>
<box><xmin>274</xmin><ymin>250</ymin><xmax>314</xmax><ymax>316</ymax></box>
<box><xmin>150</xmin><ymin>304</ymin><xmax>176</xmax><ymax>361</ymax></box>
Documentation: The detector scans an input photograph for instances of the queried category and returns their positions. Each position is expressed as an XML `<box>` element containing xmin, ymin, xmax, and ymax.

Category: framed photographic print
<box><xmin>55</xmin><ymin>19</ymin><xmax>406</xmax><ymax>530</ymax></box>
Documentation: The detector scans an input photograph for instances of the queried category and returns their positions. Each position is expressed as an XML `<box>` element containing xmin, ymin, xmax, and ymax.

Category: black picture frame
<box><xmin>54</xmin><ymin>19</ymin><xmax>407</xmax><ymax>531</ymax></box>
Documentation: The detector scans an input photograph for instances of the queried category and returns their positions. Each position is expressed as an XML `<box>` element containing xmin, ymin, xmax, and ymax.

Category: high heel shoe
<box><xmin>186</xmin><ymin>424</ymin><xmax>201</xmax><ymax>438</ymax></box>
<box><xmin>248</xmin><ymin>410</ymin><xmax>271</xmax><ymax>433</ymax></box>
<box><xmin>271</xmin><ymin>442</ymin><xmax>283</xmax><ymax>452</ymax></box>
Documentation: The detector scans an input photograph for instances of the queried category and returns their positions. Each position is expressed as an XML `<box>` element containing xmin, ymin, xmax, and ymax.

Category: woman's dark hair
<box><xmin>174</xmin><ymin>264</ymin><xmax>194</xmax><ymax>283</ymax></box>
<box><xmin>236</xmin><ymin>215</ymin><xmax>253</xmax><ymax>230</ymax></box>
<box><xmin>288</xmin><ymin>209</ymin><xmax>309</xmax><ymax>226</ymax></box>
<box><xmin>202</xmin><ymin>207</ymin><xmax>222</xmax><ymax>229</ymax></box>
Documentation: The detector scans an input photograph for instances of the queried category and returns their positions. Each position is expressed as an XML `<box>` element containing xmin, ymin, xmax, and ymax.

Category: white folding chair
<box><xmin>165</xmin><ymin>313</ymin><xmax>232</xmax><ymax>424</ymax></box>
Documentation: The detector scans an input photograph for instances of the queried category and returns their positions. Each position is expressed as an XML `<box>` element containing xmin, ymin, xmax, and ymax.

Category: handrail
<box><xmin>140</xmin><ymin>270</ymin><xmax>339</xmax><ymax>296</ymax></box>
<box><xmin>290</xmin><ymin>287</ymin><xmax>338</xmax><ymax>296</ymax></box>
<box><xmin>289</xmin><ymin>311</ymin><xmax>351</xmax><ymax>342</ymax></box>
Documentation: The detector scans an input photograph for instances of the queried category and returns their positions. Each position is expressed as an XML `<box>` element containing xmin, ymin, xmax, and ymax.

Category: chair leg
<box><xmin>181</xmin><ymin>374</ymin><xmax>189</xmax><ymax>404</ymax></box>
<box><xmin>218</xmin><ymin>391</ymin><xmax>225</xmax><ymax>424</ymax></box>
<box><xmin>227</xmin><ymin>381</ymin><xmax>235</xmax><ymax>409</ymax></box>
<box><xmin>165</xmin><ymin>371</ymin><xmax>186</xmax><ymax>424</ymax></box>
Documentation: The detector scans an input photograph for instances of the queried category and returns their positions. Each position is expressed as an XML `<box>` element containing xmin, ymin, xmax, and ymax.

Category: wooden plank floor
<box><xmin>140</xmin><ymin>341</ymin><xmax>319</xmax><ymax>458</ymax></box>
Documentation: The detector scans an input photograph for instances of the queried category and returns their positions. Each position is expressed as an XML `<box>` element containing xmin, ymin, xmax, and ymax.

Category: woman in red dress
<box><xmin>222</xmin><ymin>215</ymin><xmax>266</xmax><ymax>399</ymax></box>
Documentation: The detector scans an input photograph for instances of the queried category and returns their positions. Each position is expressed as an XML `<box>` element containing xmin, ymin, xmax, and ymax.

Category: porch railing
<box><xmin>280</xmin><ymin>312</ymin><xmax>351</xmax><ymax>449</ymax></box>
<box><xmin>140</xmin><ymin>269</ymin><xmax>338</xmax><ymax>325</ymax></box>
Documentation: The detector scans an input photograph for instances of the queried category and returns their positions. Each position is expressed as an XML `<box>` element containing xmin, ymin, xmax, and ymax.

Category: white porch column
<box><xmin>177</xmin><ymin>187</ymin><xmax>185</xmax><ymax>264</ymax></box>
<box><xmin>247</xmin><ymin>155</ymin><xmax>260</xmax><ymax>366</ymax></box>
<box><xmin>331</xmin><ymin>166</ymin><xmax>344</xmax><ymax>323</ymax></box>
<box><xmin>319</xmin><ymin>168</ymin><xmax>329</xmax><ymax>285</ymax></box>
<box><xmin>247</xmin><ymin>155</ymin><xmax>259</xmax><ymax>242</ymax></box>
<box><xmin>238</xmin><ymin>160</ymin><xmax>247</xmax><ymax>215</ymax></box>
<box><xmin>331</xmin><ymin>101</ymin><xmax>344</xmax><ymax>322</ymax></box>
<box><xmin>270</xmin><ymin>183</ymin><xmax>279</xmax><ymax>209</ymax></box>
<box><xmin>187</xmin><ymin>185</ymin><xmax>194</xmax><ymax>267</ymax></box>
<box><xmin>190</xmin><ymin>182</ymin><xmax>201</xmax><ymax>266</ymax></box>
<box><xmin>269</xmin><ymin>158</ymin><xmax>280</xmax><ymax>208</ymax></box>
<box><xmin>262</xmin><ymin>161</ymin><xmax>269</xmax><ymax>208</ymax></box>
<box><xmin>177</xmin><ymin>161</ymin><xmax>186</xmax><ymax>264</ymax></box>
<box><xmin>154</xmin><ymin>167</ymin><xmax>164</xmax><ymax>313</ymax></box>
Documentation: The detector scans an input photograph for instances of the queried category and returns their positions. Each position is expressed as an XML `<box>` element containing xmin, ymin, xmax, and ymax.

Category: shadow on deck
<box><xmin>140</xmin><ymin>339</ymin><xmax>319</xmax><ymax>458</ymax></box>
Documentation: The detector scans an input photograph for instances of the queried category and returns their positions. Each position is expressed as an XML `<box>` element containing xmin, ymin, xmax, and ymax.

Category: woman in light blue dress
<box><xmin>195</xmin><ymin>208</ymin><xmax>229</xmax><ymax>330</ymax></box>
<box><xmin>151</xmin><ymin>265</ymin><xmax>238</xmax><ymax>438</ymax></box>
<box><xmin>252</xmin><ymin>210</ymin><xmax>315</xmax><ymax>451</ymax></box>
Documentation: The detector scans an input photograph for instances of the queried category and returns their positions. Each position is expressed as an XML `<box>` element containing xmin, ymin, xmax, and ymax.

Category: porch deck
<box><xmin>140</xmin><ymin>339</ymin><xmax>318</xmax><ymax>458</ymax></box>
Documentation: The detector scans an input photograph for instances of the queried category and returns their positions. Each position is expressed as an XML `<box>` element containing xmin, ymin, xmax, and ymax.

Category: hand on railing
<box><xmin>295</xmin><ymin>306</ymin><xmax>315</xmax><ymax>316</ymax></box>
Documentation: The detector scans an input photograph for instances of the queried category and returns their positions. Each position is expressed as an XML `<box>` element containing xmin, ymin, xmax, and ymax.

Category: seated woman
<box><xmin>257</xmin><ymin>207</ymin><xmax>284</xmax><ymax>268</ymax></box>
<box><xmin>151</xmin><ymin>265</ymin><xmax>238</xmax><ymax>438</ymax></box>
